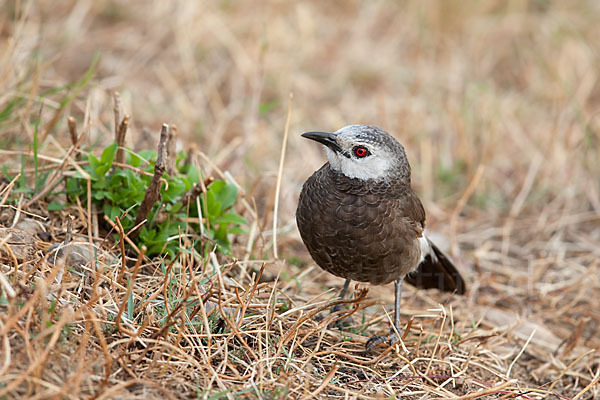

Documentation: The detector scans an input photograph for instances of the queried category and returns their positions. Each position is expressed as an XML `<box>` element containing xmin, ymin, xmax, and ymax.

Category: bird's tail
<box><xmin>405</xmin><ymin>238</ymin><xmax>466</xmax><ymax>294</ymax></box>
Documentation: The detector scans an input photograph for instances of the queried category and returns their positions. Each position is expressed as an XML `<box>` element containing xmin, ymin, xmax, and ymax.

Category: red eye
<box><xmin>353</xmin><ymin>146</ymin><xmax>369</xmax><ymax>158</ymax></box>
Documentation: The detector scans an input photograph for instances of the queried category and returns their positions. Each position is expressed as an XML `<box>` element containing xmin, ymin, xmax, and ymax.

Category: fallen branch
<box><xmin>129</xmin><ymin>124</ymin><xmax>169</xmax><ymax>240</ymax></box>
<box><xmin>114</xmin><ymin>92</ymin><xmax>130</xmax><ymax>165</ymax></box>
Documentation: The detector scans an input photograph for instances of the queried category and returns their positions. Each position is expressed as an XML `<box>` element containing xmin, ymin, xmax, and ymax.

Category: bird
<box><xmin>296</xmin><ymin>124</ymin><xmax>466</xmax><ymax>350</ymax></box>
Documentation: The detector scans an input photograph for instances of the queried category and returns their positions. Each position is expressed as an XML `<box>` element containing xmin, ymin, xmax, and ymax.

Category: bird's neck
<box><xmin>325</xmin><ymin>163</ymin><xmax>411</xmax><ymax>192</ymax></box>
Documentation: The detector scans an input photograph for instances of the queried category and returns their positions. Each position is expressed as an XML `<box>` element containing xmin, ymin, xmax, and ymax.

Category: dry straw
<box><xmin>1</xmin><ymin>1</ymin><xmax>600</xmax><ymax>399</ymax></box>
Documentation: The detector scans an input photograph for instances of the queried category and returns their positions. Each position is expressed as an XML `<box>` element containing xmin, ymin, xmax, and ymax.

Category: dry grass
<box><xmin>1</xmin><ymin>0</ymin><xmax>600</xmax><ymax>398</ymax></box>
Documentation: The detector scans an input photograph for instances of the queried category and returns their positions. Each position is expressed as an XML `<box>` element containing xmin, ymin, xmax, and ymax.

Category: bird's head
<box><xmin>302</xmin><ymin>125</ymin><xmax>411</xmax><ymax>183</ymax></box>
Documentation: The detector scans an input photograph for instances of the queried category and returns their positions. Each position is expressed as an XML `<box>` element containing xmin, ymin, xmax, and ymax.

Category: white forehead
<box><xmin>334</xmin><ymin>125</ymin><xmax>374</xmax><ymax>145</ymax></box>
<box><xmin>335</xmin><ymin>124</ymin><xmax>364</xmax><ymax>136</ymax></box>
<box><xmin>334</xmin><ymin>124</ymin><xmax>401</xmax><ymax>149</ymax></box>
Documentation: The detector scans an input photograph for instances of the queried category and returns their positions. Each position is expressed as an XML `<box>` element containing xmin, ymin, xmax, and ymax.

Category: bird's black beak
<box><xmin>301</xmin><ymin>131</ymin><xmax>341</xmax><ymax>153</ymax></box>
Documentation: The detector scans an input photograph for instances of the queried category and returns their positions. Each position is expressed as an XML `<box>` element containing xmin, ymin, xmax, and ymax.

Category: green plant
<box><xmin>51</xmin><ymin>142</ymin><xmax>246</xmax><ymax>257</ymax></box>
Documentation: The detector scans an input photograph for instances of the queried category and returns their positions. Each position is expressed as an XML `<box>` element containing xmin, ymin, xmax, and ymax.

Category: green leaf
<box><xmin>103</xmin><ymin>190</ymin><xmax>115</xmax><ymax>202</ymax></box>
<box><xmin>104</xmin><ymin>203</ymin><xmax>122</xmax><ymax>220</ymax></box>
<box><xmin>209</xmin><ymin>180</ymin><xmax>225</xmax><ymax>193</ymax></box>
<box><xmin>215</xmin><ymin>182</ymin><xmax>238</xmax><ymax>210</ymax></box>
<box><xmin>48</xmin><ymin>200</ymin><xmax>66</xmax><ymax>211</ymax></box>
<box><xmin>128</xmin><ymin>151</ymin><xmax>144</xmax><ymax>167</ymax></box>
<box><xmin>93</xmin><ymin>191</ymin><xmax>107</xmax><ymax>201</ymax></box>
<box><xmin>163</xmin><ymin>177</ymin><xmax>187</xmax><ymax>202</ymax></box>
<box><xmin>91</xmin><ymin>179</ymin><xmax>107</xmax><ymax>191</ymax></box>
<box><xmin>88</xmin><ymin>154</ymin><xmax>100</xmax><ymax>179</ymax></box>
<box><xmin>93</xmin><ymin>142</ymin><xmax>118</xmax><ymax>176</ymax></box>
<box><xmin>73</xmin><ymin>170</ymin><xmax>88</xmax><ymax>180</ymax></box>
<box><xmin>212</xmin><ymin>212</ymin><xmax>246</xmax><ymax>226</ymax></box>
<box><xmin>166</xmin><ymin>202</ymin><xmax>183</xmax><ymax>213</ymax></box>
<box><xmin>185</xmin><ymin>164</ymin><xmax>200</xmax><ymax>183</ymax></box>
<box><xmin>100</xmin><ymin>142</ymin><xmax>118</xmax><ymax>167</ymax></box>
<box><xmin>205</xmin><ymin>190</ymin><xmax>221</xmax><ymax>218</ymax></box>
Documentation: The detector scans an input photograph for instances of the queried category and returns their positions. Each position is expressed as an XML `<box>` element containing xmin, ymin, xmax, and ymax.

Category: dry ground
<box><xmin>1</xmin><ymin>1</ymin><xmax>600</xmax><ymax>399</ymax></box>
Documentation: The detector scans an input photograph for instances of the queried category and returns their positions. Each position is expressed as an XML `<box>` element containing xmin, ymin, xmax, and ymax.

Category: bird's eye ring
<box><xmin>353</xmin><ymin>146</ymin><xmax>369</xmax><ymax>158</ymax></box>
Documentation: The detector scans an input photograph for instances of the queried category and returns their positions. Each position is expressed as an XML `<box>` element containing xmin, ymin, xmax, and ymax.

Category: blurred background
<box><xmin>4</xmin><ymin>1</ymin><xmax>598</xmax><ymax>219</ymax></box>
<box><xmin>3</xmin><ymin>0</ymin><xmax>600</xmax><ymax>286</ymax></box>
<box><xmin>2</xmin><ymin>0</ymin><xmax>600</xmax><ymax>396</ymax></box>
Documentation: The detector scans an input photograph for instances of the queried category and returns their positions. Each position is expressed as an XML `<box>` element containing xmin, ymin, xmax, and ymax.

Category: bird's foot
<box><xmin>365</xmin><ymin>330</ymin><xmax>399</xmax><ymax>352</ymax></box>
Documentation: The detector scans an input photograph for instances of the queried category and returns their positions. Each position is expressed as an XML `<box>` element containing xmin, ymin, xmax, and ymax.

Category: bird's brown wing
<box><xmin>399</xmin><ymin>189</ymin><xmax>466</xmax><ymax>294</ymax></box>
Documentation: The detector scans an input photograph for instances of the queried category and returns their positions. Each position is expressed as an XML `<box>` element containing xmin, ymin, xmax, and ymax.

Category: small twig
<box><xmin>67</xmin><ymin>117</ymin><xmax>79</xmax><ymax>160</ymax></box>
<box><xmin>115</xmin><ymin>115</ymin><xmax>130</xmax><ymax>165</ymax></box>
<box><xmin>236</xmin><ymin>263</ymin><xmax>266</xmax><ymax>330</ymax></box>
<box><xmin>451</xmin><ymin>380</ymin><xmax>517</xmax><ymax>400</ymax></box>
<box><xmin>115</xmin><ymin>246</ymin><xmax>146</xmax><ymax>337</ymax></box>
<box><xmin>113</xmin><ymin>91</ymin><xmax>122</xmax><ymax>137</ymax></box>
<box><xmin>0</xmin><ymin>173</ymin><xmax>20</xmax><ymax>207</ymax></box>
<box><xmin>0</xmin><ymin>318</ymin><xmax>12</xmax><ymax>378</ymax></box>
<box><xmin>0</xmin><ymin>236</ymin><xmax>19</xmax><ymax>281</ymax></box>
<box><xmin>103</xmin><ymin>215</ymin><xmax>141</xmax><ymax>255</ymax></box>
<box><xmin>64</xmin><ymin>215</ymin><xmax>73</xmax><ymax>244</ymax></box>
<box><xmin>130</xmin><ymin>124</ymin><xmax>169</xmax><ymax>240</ymax></box>
<box><xmin>173</xmin><ymin>177</ymin><xmax>215</xmax><ymax>209</ymax></box>
<box><xmin>110</xmin><ymin>159</ymin><xmax>147</xmax><ymax>174</ymax></box>
<box><xmin>507</xmin><ymin>328</ymin><xmax>536</xmax><ymax>379</ymax></box>
<box><xmin>214</xmin><ymin>268</ymin><xmax>259</xmax><ymax>361</ymax></box>
<box><xmin>300</xmin><ymin>363</ymin><xmax>338</xmax><ymax>400</ymax></box>
<box><xmin>312</xmin><ymin>346</ymin><xmax>395</xmax><ymax>366</ymax></box>
<box><xmin>87</xmin><ymin>308</ymin><xmax>113</xmax><ymax>388</ymax></box>
<box><xmin>424</xmin><ymin>306</ymin><xmax>447</xmax><ymax>376</ymax></box>
<box><xmin>0</xmin><ymin>271</ymin><xmax>16</xmax><ymax>299</ymax></box>
<box><xmin>194</xmin><ymin>157</ymin><xmax>210</xmax><ymax>235</ymax></box>
<box><xmin>547</xmin><ymin>349</ymin><xmax>596</xmax><ymax>394</ymax></box>
<box><xmin>573</xmin><ymin>365</ymin><xmax>600</xmax><ymax>400</ymax></box>
<box><xmin>113</xmin><ymin>92</ymin><xmax>130</xmax><ymax>165</ymax></box>
<box><xmin>86</xmin><ymin>178</ymin><xmax>94</xmax><ymax>262</ymax></box>
<box><xmin>279</xmin><ymin>287</ymin><xmax>369</xmax><ymax>348</ymax></box>
<box><xmin>115</xmin><ymin>216</ymin><xmax>127</xmax><ymax>285</ymax></box>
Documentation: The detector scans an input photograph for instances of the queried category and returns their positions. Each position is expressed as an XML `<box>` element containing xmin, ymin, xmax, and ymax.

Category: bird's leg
<box><xmin>332</xmin><ymin>279</ymin><xmax>351</xmax><ymax>314</ymax></box>
<box><xmin>393</xmin><ymin>278</ymin><xmax>403</xmax><ymax>332</ymax></box>
<box><xmin>330</xmin><ymin>279</ymin><xmax>351</xmax><ymax>329</ymax></box>
<box><xmin>366</xmin><ymin>278</ymin><xmax>404</xmax><ymax>351</ymax></box>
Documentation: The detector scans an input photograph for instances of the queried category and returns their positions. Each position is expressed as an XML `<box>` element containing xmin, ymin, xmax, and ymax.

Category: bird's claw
<box><xmin>365</xmin><ymin>331</ymin><xmax>399</xmax><ymax>352</ymax></box>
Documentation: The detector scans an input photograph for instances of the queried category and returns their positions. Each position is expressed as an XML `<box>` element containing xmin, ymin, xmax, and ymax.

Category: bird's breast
<box><xmin>296</xmin><ymin>165</ymin><xmax>421</xmax><ymax>285</ymax></box>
